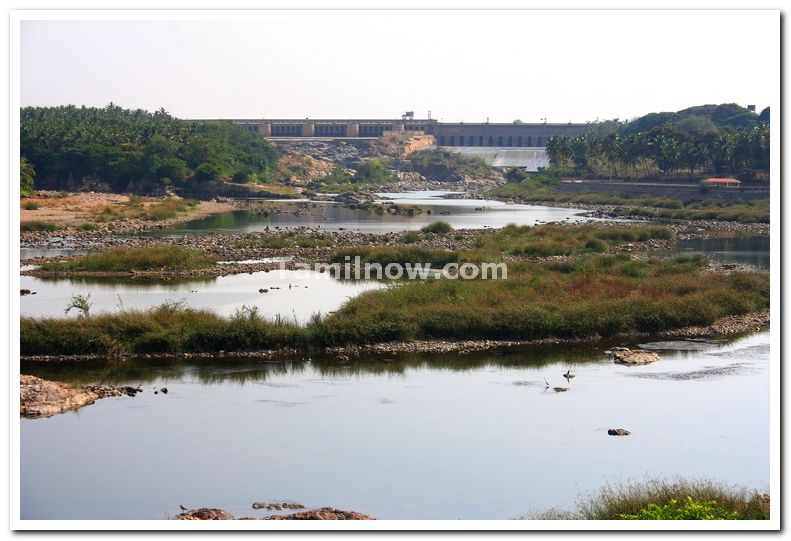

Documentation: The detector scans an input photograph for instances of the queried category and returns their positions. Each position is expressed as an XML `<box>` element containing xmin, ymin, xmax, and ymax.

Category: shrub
<box><xmin>22</xmin><ymin>201</ymin><xmax>40</xmax><ymax>210</ymax></box>
<box><xmin>20</xmin><ymin>221</ymin><xmax>56</xmax><ymax>232</ymax></box>
<box><xmin>421</xmin><ymin>221</ymin><xmax>452</xmax><ymax>234</ymax></box>
<box><xmin>403</xmin><ymin>231</ymin><xmax>420</xmax><ymax>243</ymax></box>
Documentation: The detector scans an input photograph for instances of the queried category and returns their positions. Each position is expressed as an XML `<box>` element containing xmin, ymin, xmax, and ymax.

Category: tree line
<box><xmin>21</xmin><ymin>104</ymin><xmax>280</xmax><ymax>193</ymax></box>
<box><xmin>544</xmin><ymin>105</ymin><xmax>769</xmax><ymax>182</ymax></box>
<box><xmin>545</xmin><ymin>123</ymin><xmax>769</xmax><ymax>181</ymax></box>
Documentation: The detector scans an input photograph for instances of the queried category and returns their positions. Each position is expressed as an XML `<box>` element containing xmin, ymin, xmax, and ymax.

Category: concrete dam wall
<box><xmin>444</xmin><ymin>147</ymin><xmax>550</xmax><ymax>171</ymax></box>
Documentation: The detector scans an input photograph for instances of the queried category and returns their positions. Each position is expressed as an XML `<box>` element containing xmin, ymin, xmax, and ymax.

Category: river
<box><xmin>21</xmin><ymin>332</ymin><xmax>769</xmax><ymax>520</ymax></box>
<box><xmin>19</xmin><ymin>192</ymin><xmax>771</xmax><ymax>520</ymax></box>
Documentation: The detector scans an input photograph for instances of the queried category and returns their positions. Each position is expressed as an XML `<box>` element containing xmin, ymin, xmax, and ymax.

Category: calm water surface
<box><xmin>673</xmin><ymin>234</ymin><xmax>770</xmax><ymax>269</ymax></box>
<box><xmin>21</xmin><ymin>332</ymin><xmax>769</xmax><ymax>520</ymax></box>
<box><xmin>20</xmin><ymin>270</ymin><xmax>384</xmax><ymax>323</ymax></box>
<box><xmin>163</xmin><ymin>191</ymin><xmax>595</xmax><ymax>234</ymax></box>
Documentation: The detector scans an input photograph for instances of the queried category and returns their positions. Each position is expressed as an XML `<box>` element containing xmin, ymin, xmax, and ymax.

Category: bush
<box><xmin>22</xmin><ymin>201</ymin><xmax>40</xmax><ymax>210</ymax></box>
<box><xmin>403</xmin><ymin>231</ymin><xmax>420</xmax><ymax>243</ymax></box>
<box><xmin>421</xmin><ymin>221</ymin><xmax>452</xmax><ymax>234</ymax></box>
<box><xmin>20</xmin><ymin>221</ymin><xmax>56</xmax><ymax>232</ymax></box>
<box><xmin>620</xmin><ymin>497</ymin><xmax>740</xmax><ymax>520</ymax></box>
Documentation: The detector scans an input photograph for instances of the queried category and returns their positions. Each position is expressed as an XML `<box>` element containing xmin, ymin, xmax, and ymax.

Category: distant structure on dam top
<box><xmin>209</xmin><ymin>113</ymin><xmax>589</xmax><ymax>148</ymax></box>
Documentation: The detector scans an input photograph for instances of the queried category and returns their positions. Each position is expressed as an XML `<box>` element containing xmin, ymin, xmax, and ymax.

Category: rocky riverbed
<box><xmin>20</xmin><ymin>375</ymin><xmax>139</xmax><ymax>418</ymax></box>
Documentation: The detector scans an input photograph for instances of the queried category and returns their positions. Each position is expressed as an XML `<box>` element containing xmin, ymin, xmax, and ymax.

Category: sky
<box><xmin>19</xmin><ymin>10</ymin><xmax>779</xmax><ymax>123</ymax></box>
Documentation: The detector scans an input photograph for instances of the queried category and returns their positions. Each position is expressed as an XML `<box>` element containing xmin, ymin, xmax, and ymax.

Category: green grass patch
<box><xmin>465</xmin><ymin>224</ymin><xmax>674</xmax><ymax>260</ymax></box>
<box><xmin>22</xmin><ymin>201</ymin><xmax>40</xmax><ymax>210</ymax></box>
<box><xmin>330</xmin><ymin>246</ymin><xmax>459</xmax><ymax>268</ymax></box>
<box><xmin>22</xmin><ymin>253</ymin><xmax>768</xmax><ymax>355</ymax></box>
<box><xmin>39</xmin><ymin>246</ymin><xmax>216</xmax><ymax>272</ymax></box>
<box><xmin>528</xmin><ymin>478</ymin><xmax>769</xmax><ymax>520</ymax></box>
<box><xmin>20</xmin><ymin>221</ymin><xmax>57</xmax><ymax>232</ymax></box>
<box><xmin>489</xmin><ymin>184</ymin><xmax>769</xmax><ymax>224</ymax></box>
<box><xmin>421</xmin><ymin>221</ymin><xmax>452</xmax><ymax>234</ymax></box>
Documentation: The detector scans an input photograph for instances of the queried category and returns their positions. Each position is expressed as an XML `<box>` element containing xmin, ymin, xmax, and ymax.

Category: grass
<box><xmin>20</xmin><ymin>221</ymin><xmax>57</xmax><ymax>232</ymax></box>
<box><xmin>22</xmin><ymin>201</ymin><xmax>40</xmax><ymax>210</ymax></box>
<box><xmin>21</xmin><ymin>253</ymin><xmax>768</xmax><ymax>356</ymax></box>
<box><xmin>21</xmin><ymin>304</ymin><xmax>311</xmax><ymax>356</ymax></box>
<box><xmin>490</xmin><ymin>185</ymin><xmax>770</xmax><ymax>223</ymax></box>
<box><xmin>421</xmin><ymin>221</ymin><xmax>452</xmax><ymax>234</ymax></box>
<box><xmin>82</xmin><ymin>196</ymin><xmax>201</xmax><ymax>223</ymax></box>
<box><xmin>402</xmin><ymin>231</ymin><xmax>420</xmax><ymax>243</ymax></box>
<box><xmin>527</xmin><ymin>478</ymin><xmax>769</xmax><ymax>520</ymax></box>
<box><xmin>38</xmin><ymin>246</ymin><xmax>216</xmax><ymax>273</ymax></box>
<box><xmin>465</xmin><ymin>224</ymin><xmax>673</xmax><ymax>260</ymax></box>
<box><xmin>329</xmin><ymin>246</ymin><xmax>460</xmax><ymax>268</ymax></box>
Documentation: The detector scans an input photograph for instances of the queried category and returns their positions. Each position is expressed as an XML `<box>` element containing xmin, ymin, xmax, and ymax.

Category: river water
<box><xmin>21</xmin><ymin>332</ymin><xmax>769</xmax><ymax>520</ymax></box>
<box><xmin>19</xmin><ymin>192</ymin><xmax>772</xmax><ymax>520</ymax></box>
<box><xmin>161</xmin><ymin>191</ymin><xmax>596</xmax><ymax>235</ymax></box>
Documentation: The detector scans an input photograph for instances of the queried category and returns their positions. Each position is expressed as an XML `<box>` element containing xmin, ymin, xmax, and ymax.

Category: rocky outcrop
<box><xmin>175</xmin><ymin>508</ymin><xmax>235</xmax><ymax>520</ymax></box>
<box><xmin>20</xmin><ymin>375</ymin><xmax>135</xmax><ymax>418</ymax></box>
<box><xmin>608</xmin><ymin>428</ymin><xmax>631</xmax><ymax>436</ymax></box>
<box><xmin>175</xmin><ymin>507</ymin><xmax>374</xmax><ymax>520</ymax></box>
<box><xmin>608</xmin><ymin>347</ymin><xmax>660</xmax><ymax>365</ymax></box>
<box><xmin>252</xmin><ymin>502</ymin><xmax>305</xmax><ymax>511</ymax></box>
<box><xmin>265</xmin><ymin>507</ymin><xmax>375</xmax><ymax>520</ymax></box>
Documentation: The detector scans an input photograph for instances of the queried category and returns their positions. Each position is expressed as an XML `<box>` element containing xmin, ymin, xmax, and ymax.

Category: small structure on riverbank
<box><xmin>703</xmin><ymin>177</ymin><xmax>742</xmax><ymax>188</ymax></box>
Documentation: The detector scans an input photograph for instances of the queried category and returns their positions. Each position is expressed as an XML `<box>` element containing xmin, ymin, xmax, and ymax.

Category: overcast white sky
<box><xmin>19</xmin><ymin>10</ymin><xmax>779</xmax><ymax>123</ymax></box>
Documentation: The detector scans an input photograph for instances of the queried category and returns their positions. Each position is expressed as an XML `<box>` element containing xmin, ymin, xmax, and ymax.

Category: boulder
<box><xmin>610</xmin><ymin>347</ymin><xmax>660</xmax><ymax>365</ymax></box>
<box><xmin>20</xmin><ymin>375</ymin><xmax>100</xmax><ymax>418</ymax></box>
<box><xmin>265</xmin><ymin>507</ymin><xmax>375</xmax><ymax>520</ymax></box>
<box><xmin>175</xmin><ymin>508</ymin><xmax>235</xmax><ymax>520</ymax></box>
<box><xmin>21</xmin><ymin>375</ymin><xmax>137</xmax><ymax>418</ymax></box>
<box><xmin>608</xmin><ymin>428</ymin><xmax>631</xmax><ymax>436</ymax></box>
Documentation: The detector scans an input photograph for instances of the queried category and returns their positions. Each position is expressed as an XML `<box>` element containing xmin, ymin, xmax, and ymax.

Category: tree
<box><xmin>20</xmin><ymin>156</ymin><xmax>35</xmax><ymax>195</ymax></box>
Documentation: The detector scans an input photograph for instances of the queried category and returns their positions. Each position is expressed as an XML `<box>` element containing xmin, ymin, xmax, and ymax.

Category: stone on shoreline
<box><xmin>20</xmin><ymin>375</ymin><xmax>136</xmax><ymax>418</ymax></box>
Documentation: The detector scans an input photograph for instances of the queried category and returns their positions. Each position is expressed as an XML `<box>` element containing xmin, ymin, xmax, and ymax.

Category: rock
<box><xmin>21</xmin><ymin>375</ymin><xmax>100</xmax><ymax>418</ymax></box>
<box><xmin>264</xmin><ymin>507</ymin><xmax>374</xmax><ymax>520</ymax></box>
<box><xmin>159</xmin><ymin>387</ymin><xmax>168</xmax><ymax>395</ymax></box>
<box><xmin>610</xmin><ymin>347</ymin><xmax>660</xmax><ymax>365</ymax></box>
<box><xmin>608</xmin><ymin>428</ymin><xmax>631</xmax><ymax>436</ymax></box>
<box><xmin>175</xmin><ymin>508</ymin><xmax>235</xmax><ymax>520</ymax></box>
<box><xmin>20</xmin><ymin>289</ymin><xmax>31</xmax><ymax>296</ymax></box>
<box><xmin>552</xmin><ymin>387</ymin><xmax>569</xmax><ymax>393</ymax></box>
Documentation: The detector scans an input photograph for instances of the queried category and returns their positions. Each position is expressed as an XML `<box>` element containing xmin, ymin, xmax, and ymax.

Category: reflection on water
<box><xmin>20</xmin><ymin>270</ymin><xmax>385</xmax><ymax>323</ymax></box>
<box><xmin>674</xmin><ymin>235</ymin><xmax>769</xmax><ymax>269</ymax></box>
<box><xmin>160</xmin><ymin>192</ymin><xmax>594</xmax><ymax>235</ymax></box>
<box><xmin>20</xmin><ymin>332</ymin><xmax>769</xmax><ymax>520</ymax></box>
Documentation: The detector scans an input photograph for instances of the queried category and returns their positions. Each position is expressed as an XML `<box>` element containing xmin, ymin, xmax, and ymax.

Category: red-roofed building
<box><xmin>703</xmin><ymin>177</ymin><xmax>742</xmax><ymax>188</ymax></box>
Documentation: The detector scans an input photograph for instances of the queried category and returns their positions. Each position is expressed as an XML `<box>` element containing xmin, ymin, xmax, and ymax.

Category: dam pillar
<box><xmin>346</xmin><ymin>122</ymin><xmax>359</xmax><ymax>137</ymax></box>
<box><xmin>391</xmin><ymin>123</ymin><xmax>405</xmax><ymax>133</ymax></box>
<box><xmin>260</xmin><ymin>122</ymin><xmax>272</xmax><ymax>137</ymax></box>
<box><xmin>302</xmin><ymin>122</ymin><xmax>315</xmax><ymax>137</ymax></box>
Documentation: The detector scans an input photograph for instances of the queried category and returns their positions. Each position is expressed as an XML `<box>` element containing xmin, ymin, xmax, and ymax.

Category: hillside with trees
<box><xmin>20</xmin><ymin>104</ymin><xmax>280</xmax><ymax>194</ymax></box>
<box><xmin>544</xmin><ymin>104</ymin><xmax>769</xmax><ymax>182</ymax></box>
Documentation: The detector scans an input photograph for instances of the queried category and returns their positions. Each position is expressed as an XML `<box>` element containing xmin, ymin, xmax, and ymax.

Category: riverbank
<box><xmin>20</xmin><ymin>191</ymin><xmax>237</xmax><ymax>234</ymax></box>
<box><xmin>19</xmin><ymin>309</ymin><xmax>768</xmax><ymax>363</ymax></box>
<box><xmin>488</xmin><ymin>190</ymin><xmax>770</xmax><ymax>232</ymax></box>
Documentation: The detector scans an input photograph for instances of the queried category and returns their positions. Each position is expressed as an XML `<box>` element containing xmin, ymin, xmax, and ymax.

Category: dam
<box><xmin>213</xmin><ymin>117</ymin><xmax>589</xmax><ymax>148</ymax></box>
